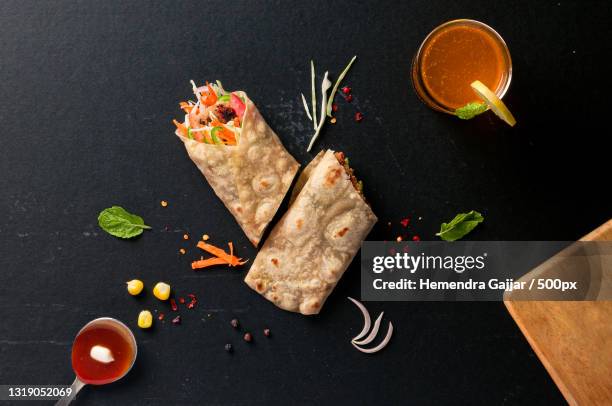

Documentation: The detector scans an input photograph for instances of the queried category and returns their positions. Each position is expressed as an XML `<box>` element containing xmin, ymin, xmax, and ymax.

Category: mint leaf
<box><xmin>98</xmin><ymin>206</ymin><xmax>151</xmax><ymax>239</ymax></box>
<box><xmin>455</xmin><ymin>102</ymin><xmax>487</xmax><ymax>120</ymax></box>
<box><xmin>436</xmin><ymin>210</ymin><xmax>484</xmax><ymax>241</ymax></box>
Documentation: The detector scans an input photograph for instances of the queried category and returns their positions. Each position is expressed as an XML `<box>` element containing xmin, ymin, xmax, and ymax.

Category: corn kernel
<box><xmin>126</xmin><ymin>279</ymin><xmax>144</xmax><ymax>296</ymax></box>
<box><xmin>138</xmin><ymin>310</ymin><xmax>153</xmax><ymax>329</ymax></box>
<box><xmin>153</xmin><ymin>282</ymin><xmax>171</xmax><ymax>301</ymax></box>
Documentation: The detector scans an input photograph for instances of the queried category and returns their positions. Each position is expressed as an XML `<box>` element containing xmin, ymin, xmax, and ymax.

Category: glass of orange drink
<box><xmin>412</xmin><ymin>19</ymin><xmax>512</xmax><ymax>114</ymax></box>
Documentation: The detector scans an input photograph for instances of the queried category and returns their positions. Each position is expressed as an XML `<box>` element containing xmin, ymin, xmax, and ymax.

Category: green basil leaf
<box><xmin>98</xmin><ymin>206</ymin><xmax>151</xmax><ymax>239</ymax></box>
<box><xmin>436</xmin><ymin>210</ymin><xmax>484</xmax><ymax>241</ymax></box>
<box><xmin>455</xmin><ymin>102</ymin><xmax>487</xmax><ymax>120</ymax></box>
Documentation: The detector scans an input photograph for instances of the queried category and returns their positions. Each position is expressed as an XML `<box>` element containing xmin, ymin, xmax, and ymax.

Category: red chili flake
<box><xmin>172</xmin><ymin>315</ymin><xmax>181</xmax><ymax>325</ymax></box>
<box><xmin>400</xmin><ymin>218</ymin><xmax>410</xmax><ymax>227</ymax></box>
<box><xmin>332</xmin><ymin>103</ymin><xmax>338</xmax><ymax>112</ymax></box>
<box><xmin>263</xmin><ymin>328</ymin><xmax>271</xmax><ymax>337</ymax></box>
<box><xmin>179</xmin><ymin>297</ymin><xmax>185</xmax><ymax>304</ymax></box>
<box><xmin>345</xmin><ymin>94</ymin><xmax>353</xmax><ymax>103</ymax></box>
<box><xmin>170</xmin><ymin>298</ymin><xmax>178</xmax><ymax>311</ymax></box>
<box><xmin>355</xmin><ymin>112</ymin><xmax>364</xmax><ymax>122</ymax></box>
<box><xmin>230</xmin><ymin>318</ymin><xmax>239</xmax><ymax>329</ymax></box>
<box><xmin>341</xmin><ymin>86</ymin><xmax>351</xmax><ymax>95</ymax></box>
<box><xmin>412</xmin><ymin>235</ymin><xmax>421</xmax><ymax>241</ymax></box>
<box><xmin>158</xmin><ymin>313</ymin><xmax>165</xmax><ymax>321</ymax></box>
<box><xmin>187</xmin><ymin>293</ymin><xmax>197</xmax><ymax>309</ymax></box>
<box><xmin>243</xmin><ymin>332</ymin><xmax>253</xmax><ymax>342</ymax></box>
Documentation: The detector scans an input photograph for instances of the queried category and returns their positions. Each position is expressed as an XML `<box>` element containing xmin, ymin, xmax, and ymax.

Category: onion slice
<box><xmin>352</xmin><ymin>311</ymin><xmax>384</xmax><ymax>346</ymax></box>
<box><xmin>348</xmin><ymin>297</ymin><xmax>371</xmax><ymax>342</ymax></box>
<box><xmin>351</xmin><ymin>322</ymin><xmax>393</xmax><ymax>354</ymax></box>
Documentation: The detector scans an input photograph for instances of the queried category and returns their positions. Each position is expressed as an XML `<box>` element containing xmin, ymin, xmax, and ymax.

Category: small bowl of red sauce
<box><xmin>71</xmin><ymin>317</ymin><xmax>137</xmax><ymax>385</ymax></box>
<box><xmin>58</xmin><ymin>318</ymin><xmax>137</xmax><ymax>405</ymax></box>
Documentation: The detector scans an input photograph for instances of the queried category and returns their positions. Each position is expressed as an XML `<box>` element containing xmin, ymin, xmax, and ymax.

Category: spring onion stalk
<box><xmin>301</xmin><ymin>93</ymin><xmax>313</xmax><ymax>121</ymax></box>
<box><xmin>311</xmin><ymin>60</ymin><xmax>317</xmax><ymax>130</ymax></box>
<box><xmin>326</xmin><ymin>55</ymin><xmax>357</xmax><ymax>117</ymax></box>
<box><xmin>306</xmin><ymin>71</ymin><xmax>331</xmax><ymax>152</ymax></box>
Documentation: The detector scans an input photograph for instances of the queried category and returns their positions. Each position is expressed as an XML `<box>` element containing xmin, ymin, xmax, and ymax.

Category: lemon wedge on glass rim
<box><xmin>470</xmin><ymin>80</ymin><xmax>516</xmax><ymax>127</ymax></box>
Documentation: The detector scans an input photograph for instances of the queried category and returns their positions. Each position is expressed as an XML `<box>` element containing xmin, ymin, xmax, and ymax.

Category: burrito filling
<box><xmin>173</xmin><ymin>81</ymin><xmax>246</xmax><ymax>146</ymax></box>
<box><xmin>334</xmin><ymin>151</ymin><xmax>364</xmax><ymax>197</ymax></box>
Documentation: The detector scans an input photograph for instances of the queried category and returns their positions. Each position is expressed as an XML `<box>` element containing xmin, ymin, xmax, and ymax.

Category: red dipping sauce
<box><xmin>71</xmin><ymin>324</ymin><xmax>135</xmax><ymax>385</ymax></box>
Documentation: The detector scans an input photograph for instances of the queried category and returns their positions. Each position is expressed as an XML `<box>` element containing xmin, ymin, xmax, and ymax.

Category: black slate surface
<box><xmin>1</xmin><ymin>1</ymin><xmax>611</xmax><ymax>405</ymax></box>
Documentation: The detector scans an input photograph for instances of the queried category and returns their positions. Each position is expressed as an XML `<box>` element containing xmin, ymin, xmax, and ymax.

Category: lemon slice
<box><xmin>470</xmin><ymin>80</ymin><xmax>516</xmax><ymax>127</ymax></box>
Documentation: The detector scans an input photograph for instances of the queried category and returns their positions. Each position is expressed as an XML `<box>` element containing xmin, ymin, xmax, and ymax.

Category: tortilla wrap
<box><xmin>245</xmin><ymin>150</ymin><xmax>377</xmax><ymax>315</ymax></box>
<box><xmin>176</xmin><ymin>92</ymin><xmax>299</xmax><ymax>246</ymax></box>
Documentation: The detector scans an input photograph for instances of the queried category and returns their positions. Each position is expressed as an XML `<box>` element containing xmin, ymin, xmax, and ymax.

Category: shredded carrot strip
<box><xmin>191</xmin><ymin>257</ymin><xmax>228</xmax><ymax>270</ymax></box>
<box><xmin>173</xmin><ymin>119</ymin><xmax>188</xmax><ymax>137</ymax></box>
<box><xmin>196</xmin><ymin>241</ymin><xmax>245</xmax><ymax>266</ymax></box>
<box><xmin>202</xmin><ymin>83</ymin><xmax>218</xmax><ymax>106</ymax></box>
<box><xmin>179</xmin><ymin>101</ymin><xmax>193</xmax><ymax>113</ymax></box>
<box><xmin>210</xmin><ymin>120</ymin><xmax>237</xmax><ymax>145</ymax></box>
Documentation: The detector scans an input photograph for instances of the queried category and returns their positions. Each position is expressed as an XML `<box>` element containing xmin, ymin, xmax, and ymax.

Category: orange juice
<box><xmin>412</xmin><ymin>20</ymin><xmax>512</xmax><ymax>113</ymax></box>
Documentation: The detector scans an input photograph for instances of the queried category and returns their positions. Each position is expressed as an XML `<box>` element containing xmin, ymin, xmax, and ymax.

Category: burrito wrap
<box><xmin>177</xmin><ymin>92</ymin><xmax>299</xmax><ymax>246</ymax></box>
<box><xmin>245</xmin><ymin>150</ymin><xmax>377</xmax><ymax>314</ymax></box>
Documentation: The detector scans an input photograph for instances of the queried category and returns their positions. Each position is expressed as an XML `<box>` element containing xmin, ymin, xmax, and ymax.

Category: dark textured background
<box><xmin>1</xmin><ymin>1</ymin><xmax>611</xmax><ymax>404</ymax></box>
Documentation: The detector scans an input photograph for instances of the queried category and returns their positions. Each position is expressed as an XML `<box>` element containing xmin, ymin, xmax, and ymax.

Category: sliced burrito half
<box><xmin>245</xmin><ymin>149</ymin><xmax>377</xmax><ymax>314</ymax></box>
<box><xmin>173</xmin><ymin>81</ymin><xmax>299</xmax><ymax>246</ymax></box>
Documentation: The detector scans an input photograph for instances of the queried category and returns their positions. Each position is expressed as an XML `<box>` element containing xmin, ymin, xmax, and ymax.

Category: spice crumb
<box><xmin>224</xmin><ymin>343</ymin><xmax>233</xmax><ymax>353</ymax></box>
<box><xmin>346</xmin><ymin>94</ymin><xmax>353</xmax><ymax>103</ymax></box>
<box><xmin>332</xmin><ymin>103</ymin><xmax>338</xmax><ymax>112</ymax></box>
<box><xmin>158</xmin><ymin>313</ymin><xmax>165</xmax><ymax>321</ymax></box>
<box><xmin>202</xmin><ymin>234</ymin><xmax>210</xmax><ymax>241</ymax></box>
<box><xmin>330</xmin><ymin>117</ymin><xmax>337</xmax><ymax>124</ymax></box>
<box><xmin>179</xmin><ymin>248</ymin><xmax>186</xmax><ymax>255</ymax></box>
<box><xmin>243</xmin><ymin>332</ymin><xmax>252</xmax><ymax>342</ymax></box>
<box><xmin>400</xmin><ymin>218</ymin><xmax>410</xmax><ymax>227</ymax></box>
<box><xmin>183</xmin><ymin>234</ymin><xmax>189</xmax><ymax>240</ymax></box>
<box><xmin>170</xmin><ymin>298</ymin><xmax>178</xmax><ymax>311</ymax></box>
<box><xmin>179</xmin><ymin>297</ymin><xmax>185</xmax><ymax>304</ymax></box>
<box><xmin>355</xmin><ymin>112</ymin><xmax>364</xmax><ymax>122</ymax></box>
<box><xmin>161</xmin><ymin>200</ymin><xmax>168</xmax><ymax>207</ymax></box>
<box><xmin>230</xmin><ymin>318</ymin><xmax>239</xmax><ymax>329</ymax></box>
<box><xmin>172</xmin><ymin>315</ymin><xmax>181</xmax><ymax>325</ymax></box>
<box><xmin>263</xmin><ymin>328</ymin><xmax>271</xmax><ymax>337</ymax></box>
<box><xmin>341</xmin><ymin>86</ymin><xmax>351</xmax><ymax>95</ymax></box>
<box><xmin>412</xmin><ymin>235</ymin><xmax>421</xmax><ymax>241</ymax></box>
<box><xmin>396</xmin><ymin>236</ymin><xmax>403</xmax><ymax>242</ymax></box>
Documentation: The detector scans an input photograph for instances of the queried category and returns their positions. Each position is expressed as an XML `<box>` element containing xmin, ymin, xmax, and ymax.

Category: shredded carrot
<box><xmin>196</xmin><ymin>241</ymin><xmax>245</xmax><ymax>266</ymax></box>
<box><xmin>202</xmin><ymin>83</ymin><xmax>218</xmax><ymax>107</ymax></box>
<box><xmin>191</xmin><ymin>256</ymin><xmax>228</xmax><ymax>270</ymax></box>
<box><xmin>210</xmin><ymin>120</ymin><xmax>236</xmax><ymax>144</ymax></box>
<box><xmin>173</xmin><ymin>119</ymin><xmax>188</xmax><ymax>137</ymax></box>
<box><xmin>179</xmin><ymin>101</ymin><xmax>193</xmax><ymax>113</ymax></box>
